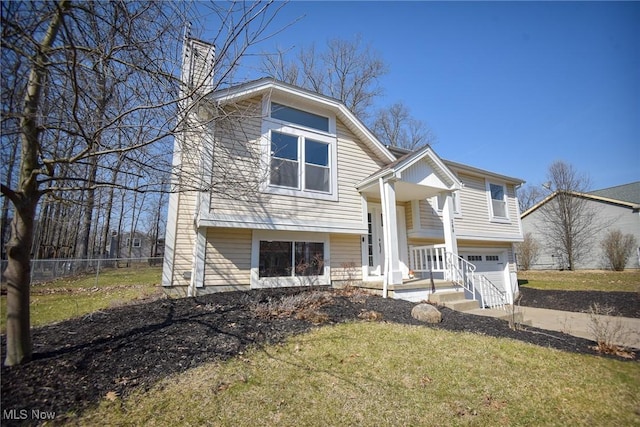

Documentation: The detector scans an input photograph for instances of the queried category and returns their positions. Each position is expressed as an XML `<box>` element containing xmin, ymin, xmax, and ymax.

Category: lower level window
<box><xmin>259</xmin><ymin>241</ymin><xmax>325</xmax><ymax>278</ymax></box>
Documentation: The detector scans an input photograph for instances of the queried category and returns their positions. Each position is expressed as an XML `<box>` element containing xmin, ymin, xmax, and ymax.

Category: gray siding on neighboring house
<box><xmin>522</xmin><ymin>197</ymin><xmax>640</xmax><ymax>270</ymax></box>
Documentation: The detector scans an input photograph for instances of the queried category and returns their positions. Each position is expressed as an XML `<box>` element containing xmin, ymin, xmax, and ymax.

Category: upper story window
<box><xmin>263</xmin><ymin>99</ymin><xmax>337</xmax><ymax>201</ymax></box>
<box><xmin>487</xmin><ymin>181</ymin><xmax>509</xmax><ymax>221</ymax></box>
<box><xmin>271</xmin><ymin>103</ymin><xmax>329</xmax><ymax>132</ymax></box>
<box><xmin>433</xmin><ymin>191</ymin><xmax>461</xmax><ymax>216</ymax></box>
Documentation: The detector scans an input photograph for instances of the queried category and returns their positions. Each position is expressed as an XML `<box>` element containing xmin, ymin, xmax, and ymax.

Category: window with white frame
<box><xmin>487</xmin><ymin>182</ymin><xmax>508</xmax><ymax>220</ymax></box>
<box><xmin>264</xmin><ymin>100</ymin><xmax>337</xmax><ymax>200</ymax></box>
<box><xmin>125</xmin><ymin>237</ymin><xmax>142</xmax><ymax>248</ymax></box>
<box><xmin>271</xmin><ymin>103</ymin><xmax>329</xmax><ymax>132</ymax></box>
<box><xmin>433</xmin><ymin>191</ymin><xmax>461</xmax><ymax>216</ymax></box>
<box><xmin>259</xmin><ymin>240</ymin><xmax>325</xmax><ymax>278</ymax></box>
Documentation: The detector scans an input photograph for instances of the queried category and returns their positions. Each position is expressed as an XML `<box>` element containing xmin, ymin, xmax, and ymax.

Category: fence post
<box><xmin>95</xmin><ymin>257</ymin><xmax>101</xmax><ymax>287</ymax></box>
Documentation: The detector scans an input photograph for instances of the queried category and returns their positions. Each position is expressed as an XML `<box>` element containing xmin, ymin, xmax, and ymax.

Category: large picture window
<box><xmin>263</xmin><ymin>100</ymin><xmax>337</xmax><ymax>201</ymax></box>
<box><xmin>259</xmin><ymin>240</ymin><xmax>325</xmax><ymax>278</ymax></box>
<box><xmin>268</xmin><ymin>130</ymin><xmax>333</xmax><ymax>194</ymax></box>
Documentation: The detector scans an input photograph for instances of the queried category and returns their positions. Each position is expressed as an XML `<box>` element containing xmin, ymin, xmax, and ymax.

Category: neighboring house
<box><xmin>109</xmin><ymin>231</ymin><xmax>164</xmax><ymax>260</ymax></box>
<box><xmin>162</xmin><ymin>39</ymin><xmax>525</xmax><ymax>307</ymax></box>
<box><xmin>521</xmin><ymin>182</ymin><xmax>640</xmax><ymax>270</ymax></box>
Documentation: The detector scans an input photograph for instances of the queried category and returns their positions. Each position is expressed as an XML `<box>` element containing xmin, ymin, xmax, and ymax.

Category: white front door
<box><xmin>366</xmin><ymin>204</ymin><xmax>409</xmax><ymax>278</ymax></box>
<box><xmin>367</xmin><ymin>206</ymin><xmax>384</xmax><ymax>276</ymax></box>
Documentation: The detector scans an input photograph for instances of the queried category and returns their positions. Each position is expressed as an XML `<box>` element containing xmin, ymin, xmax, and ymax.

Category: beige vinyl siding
<box><xmin>210</xmin><ymin>97</ymin><xmax>385</xmax><ymax>225</ymax></box>
<box><xmin>171</xmin><ymin>190</ymin><xmax>197</xmax><ymax>287</ymax></box>
<box><xmin>169</xmin><ymin>113</ymin><xmax>206</xmax><ymax>287</ymax></box>
<box><xmin>419</xmin><ymin>199</ymin><xmax>444</xmax><ymax>232</ymax></box>
<box><xmin>405</xmin><ymin>201</ymin><xmax>413</xmax><ymax>230</ymax></box>
<box><xmin>330</xmin><ymin>233</ymin><xmax>363</xmax><ymax>281</ymax></box>
<box><xmin>203</xmin><ymin>228</ymin><xmax>252</xmax><ymax>287</ymax></box>
<box><xmin>453</xmin><ymin>172</ymin><xmax>521</xmax><ymax>239</ymax></box>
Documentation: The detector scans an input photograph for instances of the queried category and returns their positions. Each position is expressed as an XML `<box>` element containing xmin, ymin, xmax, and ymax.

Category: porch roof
<box><xmin>356</xmin><ymin>144</ymin><xmax>463</xmax><ymax>202</ymax></box>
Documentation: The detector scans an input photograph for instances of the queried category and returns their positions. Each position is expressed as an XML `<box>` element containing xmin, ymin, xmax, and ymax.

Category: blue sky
<box><xmin>206</xmin><ymin>1</ymin><xmax>640</xmax><ymax>191</ymax></box>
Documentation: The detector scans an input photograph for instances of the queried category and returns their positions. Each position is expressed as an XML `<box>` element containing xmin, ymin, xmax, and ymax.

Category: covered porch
<box><xmin>357</xmin><ymin>145</ymin><xmax>461</xmax><ymax>290</ymax></box>
<box><xmin>356</xmin><ymin>145</ymin><xmax>509</xmax><ymax>309</ymax></box>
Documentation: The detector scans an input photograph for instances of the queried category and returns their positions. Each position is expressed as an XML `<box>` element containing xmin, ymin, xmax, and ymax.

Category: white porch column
<box><xmin>442</xmin><ymin>191</ymin><xmax>458</xmax><ymax>255</ymax></box>
<box><xmin>379</xmin><ymin>177</ymin><xmax>403</xmax><ymax>296</ymax></box>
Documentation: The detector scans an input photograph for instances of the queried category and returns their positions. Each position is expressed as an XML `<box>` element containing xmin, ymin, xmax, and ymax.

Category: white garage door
<box><xmin>460</xmin><ymin>252</ymin><xmax>506</xmax><ymax>292</ymax></box>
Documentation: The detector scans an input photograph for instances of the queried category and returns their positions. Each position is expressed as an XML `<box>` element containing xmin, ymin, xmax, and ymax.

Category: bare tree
<box><xmin>262</xmin><ymin>37</ymin><xmax>435</xmax><ymax>149</ymax></box>
<box><xmin>515</xmin><ymin>232</ymin><xmax>540</xmax><ymax>271</ymax></box>
<box><xmin>1</xmin><ymin>0</ymin><xmax>286</xmax><ymax>366</ymax></box>
<box><xmin>600</xmin><ymin>230</ymin><xmax>637</xmax><ymax>271</ymax></box>
<box><xmin>262</xmin><ymin>36</ymin><xmax>387</xmax><ymax>120</ymax></box>
<box><xmin>536</xmin><ymin>161</ymin><xmax>605</xmax><ymax>271</ymax></box>
<box><xmin>517</xmin><ymin>184</ymin><xmax>544</xmax><ymax>213</ymax></box>
<box><xmin>372</xmin><ymin>102</ymin><xmax>436</xmax><ymax>150</ymax></box>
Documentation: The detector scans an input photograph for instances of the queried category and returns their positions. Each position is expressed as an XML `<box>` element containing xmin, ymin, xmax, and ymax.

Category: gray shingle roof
<box><xmin>587</xmin><ymin>181</ymin><xmax>640</xmax><ymax>205</ymax></box>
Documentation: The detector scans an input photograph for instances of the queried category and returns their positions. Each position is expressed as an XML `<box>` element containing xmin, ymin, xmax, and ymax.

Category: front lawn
<box><xmin>518</xmin><ymin>270</ymin><xmax>640</xmax><ymax>292</ymax></box>
<box><xmin>79</xmin><ymin>322</ymin><xmax>640</xmax><ymax>426</ymax></box>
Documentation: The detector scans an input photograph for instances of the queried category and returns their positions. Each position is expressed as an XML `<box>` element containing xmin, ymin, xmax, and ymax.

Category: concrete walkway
<box><xmin>467</xmin><ymin>306</ymin><xmax>640</xmax><ymax>350</ymax></box>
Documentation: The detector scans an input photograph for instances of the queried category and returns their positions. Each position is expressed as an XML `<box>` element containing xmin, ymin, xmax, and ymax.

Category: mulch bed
<box><xmin>1</xmin><ymin>286</ymin><xmax>638</xmax><ymax>425</ymax></box>
<box><xmin>518</xmin><ymin>288</ymin><xmax>640</xmax><ymax>318</ymax></box>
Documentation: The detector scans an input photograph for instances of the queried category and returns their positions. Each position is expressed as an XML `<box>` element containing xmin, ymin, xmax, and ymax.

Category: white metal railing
<box><xmin>447</xmin><ymin>252</ymin><xmax>477</xmax><ymax>300</ymax></box>
<box><xmin>409</xmin><ymin>244</ymin><xmax>448</xmax><ymax>275</ymax></box>
<box><xmin>409</xmin><ymin>245</ymin><xmax>508</xmax><ymax>309</ymax></box>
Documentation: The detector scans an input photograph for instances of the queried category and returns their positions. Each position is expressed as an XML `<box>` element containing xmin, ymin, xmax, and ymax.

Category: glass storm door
<box><xmin>367</xmin><ymin>206</ymin><xmax>384</xmax><ymax>276</ymax></box>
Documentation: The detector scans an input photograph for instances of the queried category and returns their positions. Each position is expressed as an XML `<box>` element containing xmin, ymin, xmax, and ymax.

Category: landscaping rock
<box><xmin>411</xmin><ymin>303</ymin><xmax>442</xmax><ymax>323</ymax></box>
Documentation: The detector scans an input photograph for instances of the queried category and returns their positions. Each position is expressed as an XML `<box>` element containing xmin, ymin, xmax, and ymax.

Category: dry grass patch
<box><xmin>518</xmin><ymin>270</ymin><xmax>640</xmax><ymax>292</ymax></box>
<box><xmin>0</xmin><ymin>266</ymin><xmax>162</xmax><ymax>332</ymax></box>
<box><xmin>78</xmin><ymin>322</ymin><xmax>640</xmax><ymax>426</ymax></box>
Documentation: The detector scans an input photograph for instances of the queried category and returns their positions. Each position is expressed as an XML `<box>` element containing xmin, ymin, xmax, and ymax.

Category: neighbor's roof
<box><xmin>587</xmin><ymin>181</ymin><xmax>640</xmax><ymax>205</ymax></box>
<box><xmin>521</xmin><ymin>181</ymin><xmax>640</xmax><ymax>218</ymax></box>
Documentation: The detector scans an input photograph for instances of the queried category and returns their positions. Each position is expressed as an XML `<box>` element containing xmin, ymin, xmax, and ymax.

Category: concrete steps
<box><xmin>355</xmin><ymin>279</ymin><xmax>458</xmax><ymax>302</ymax></box>
<box><xmin>430</xmin><ymin>291</ymin><xmax>533</xmax><ymax>326</ymax></box>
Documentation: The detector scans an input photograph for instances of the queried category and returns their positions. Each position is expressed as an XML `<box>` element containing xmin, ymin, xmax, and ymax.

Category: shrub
<box><xmin>600</xmin><ymin>230</ymin><xmax>637</xmax><ymax>271</ymax></box>
<box><xmin>587</xmin><ymin>303</ymin><xmax>635</xmax><ymax>359</ymax></box>
<box><xmin>252</xmin><ymin>291</ymin><xmax>332</xmax><ymax>319</ymax></box>
<box><xmin>515</xmin><ymin>232</ymin><xmax>540</xmax><ymax>270</ymax></box>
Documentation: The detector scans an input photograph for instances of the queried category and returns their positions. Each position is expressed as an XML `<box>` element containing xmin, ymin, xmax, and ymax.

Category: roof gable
<box><xmin>211</xmin><ymin>78</ymin><xmax>395</xmax><ymax>164</ymax></box>
<box><xmin>357</xmin><ymin>145</ymin><xmax>463</xmax><ymax>201</ymax></box>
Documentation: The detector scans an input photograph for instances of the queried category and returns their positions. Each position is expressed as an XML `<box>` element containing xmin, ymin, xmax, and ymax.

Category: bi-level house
<box><xmin>163</xmin><ymin>39</ymin><xmax>524</xmax><ymax>308</ymax></box>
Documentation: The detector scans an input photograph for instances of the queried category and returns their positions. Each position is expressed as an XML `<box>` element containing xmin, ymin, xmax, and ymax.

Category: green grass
<box><xmin>0</xmin><ymin>265</ymin><xmax>162</xmax><ymax>333</ymax></box>
<box><xmin>518</xmin><ymin>270</ymin><xmax>640</xmax><ymax>292</ymax></box>
<box><xmin>78</xmin><ymin>322</ymin><xmax>640</xmax><ymax>426</ymax></box>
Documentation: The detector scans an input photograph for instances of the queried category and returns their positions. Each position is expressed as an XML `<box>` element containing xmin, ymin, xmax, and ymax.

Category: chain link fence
<box><xmin>1</xmin><ymin>257</ymin><xmax>163</xmax><ymax>285</ymax></box>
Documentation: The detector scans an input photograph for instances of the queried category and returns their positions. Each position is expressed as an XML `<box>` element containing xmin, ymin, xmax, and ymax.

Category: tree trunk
<box><xmin>4</xmin><ymin>198</ymin><xmax>38</xmax><ymax>365</ymax></box>
<box><xmin>2</xmin><ymin>0</ymin><xmax>70</xmax><ymax>366</ymax></box>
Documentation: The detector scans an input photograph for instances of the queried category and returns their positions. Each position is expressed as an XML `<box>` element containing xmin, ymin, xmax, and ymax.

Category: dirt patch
<box><xmin>1</xmin><ymin>287</ymin><xmax>637</xmax><ymax>425</ymax></box>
